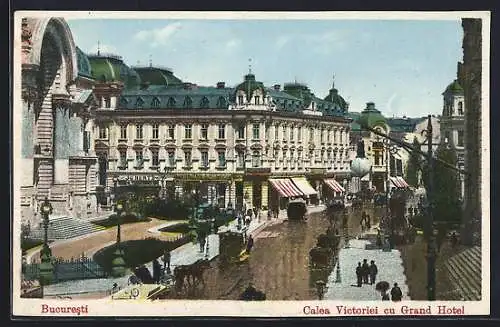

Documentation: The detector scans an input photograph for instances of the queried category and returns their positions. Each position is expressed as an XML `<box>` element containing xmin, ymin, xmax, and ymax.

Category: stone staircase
<box><xmin>29</xmin><ymin>216</ymin><xmax>106</xmax><ymax>241</ymax></box>
<box><xmin>445</xmin><ymin>246</ymin><xmax>481</xmax><ymax>301</ymax></box>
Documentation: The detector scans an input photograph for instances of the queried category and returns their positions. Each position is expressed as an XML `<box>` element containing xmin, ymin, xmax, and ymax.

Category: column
<box><xmin>243</xmin><ymin>180</ymin><xmax>253</xmax><ymax>210</ymax></box>
<box><xmin>54</xmin><ymin>105</ymin><xmax>70</xmax><ymax>184</ymax></box>
<box><xmin>261</xmin><ymin>180</ymin><xmax>268</xmax><ymax>209</ymax></box>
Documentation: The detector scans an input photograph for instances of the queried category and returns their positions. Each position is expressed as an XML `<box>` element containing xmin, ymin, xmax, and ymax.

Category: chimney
<box><xmin>217</xmin><ymin>82</ymin><xmax>225</xmax><ymax>89</ymax></box>
<box><xmin>274</xmin><ymin>84</ymin><xmax>281</xmax><ymax>91</ymax></box>
<box><xmin>366</xmin><ymin>102</ymin><xmax>375</xmax><ymax>110</ymax></box>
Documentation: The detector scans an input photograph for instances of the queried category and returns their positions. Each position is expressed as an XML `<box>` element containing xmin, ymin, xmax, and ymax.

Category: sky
<box><xmin>67</xmin><ymin>18</ymin><xmax>464</xmax><ymax>118</ymax></box>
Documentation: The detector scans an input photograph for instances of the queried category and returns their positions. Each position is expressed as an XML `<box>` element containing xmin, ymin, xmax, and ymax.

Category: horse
<box><xmin>186</xmin><ymin>259</ymin><xmax>211</xmax><ymax>287</ymax></box>
<box><xmin>173</xmin><ymin>265</ymin><xmax>190</xmax><ymax>293</ymax></box>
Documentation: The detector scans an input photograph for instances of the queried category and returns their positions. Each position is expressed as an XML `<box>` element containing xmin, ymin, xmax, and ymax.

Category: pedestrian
<box><xmin>369</xmin><ymin>260</ymin><xmax>378</xmax><ymax>285</ymax></box>
<box><xmin>163</xmin><ymin>249</ymin><xmax>171</xmax><ymax>274</ymax></box>
<box><xmin>390</xmin><ymin>282</ymin><xmax>403</xmax><ymax>301</ymax></box>
<box><xmin>450</xmin><ymin>232</ymin><xmax>458</xmax><ymax>248</ymax></box>
<box><xmin>381</xmin><ymin>290</ymin><xmax>390</xmax><ymax>301</ymax></box>
<box><xmin>355</xmin><ymin>262</ymin><xmax>362</xmax><ymax>287</ymax></box>
<box><xmin>246</xmin><ymin>234</ymin><xmax>254</xmax><ymax>254</ymax></box>
<box><xmin>152</xmin><ymin>259</ymin><xmax>162</xmax><ymax>284</ymax></box>
<box><xmin>361</xmin><ymin>259</ymin><xmax>370</xmax><ymax>284</ymax></box>
<box><xmin>376</xmin><ymin>230</ymin><xmax>383</xmax><ymax>248</ymax></box>
<box><xmin>267</xmin><ymin>210</ymin><xmax>272</xmax><ymax>221</ymax></box>
<box><xmin>366</xmin><ymin>215</ymin><xmax>371</xmax><ymax>229</ymax></box>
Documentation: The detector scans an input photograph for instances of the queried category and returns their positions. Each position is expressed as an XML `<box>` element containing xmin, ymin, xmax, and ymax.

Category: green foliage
<box><xmin>421</xmin><ymin>145</ymin><xmax>462</xmax><ymax>227</ymax></box>
<box><xmin>93</xmin><ymin>237</ymin><xmax>190</xmax><ymax>273</ymax></box>
<box><xmin>405</xmin><ymin>137</ymin><xmax>421</xmax><ymax>187</ymax></box>
<box><xmin>93</xmin><ymin>213</ymin><xmax>151</xmax><ymax>228</ymax></box>
<box><xmin>21</xmin><ymin>238</ymin><xmax>44</xmax><ymax>252</ymax></box>
<box><xmin>158</xmin><ymin>223</ymin><xmax>191</xmax><ymax>234</ymax></box>
<box><xmin>143</xmin><ymin>198</ymin><xmax>192</xmax><ymax>220</ymax></box>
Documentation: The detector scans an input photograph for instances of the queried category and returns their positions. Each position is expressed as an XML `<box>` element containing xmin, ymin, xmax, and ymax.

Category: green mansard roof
<box><xmin>87</xmin><ymin>53</ymin><xmax>141</xmax><ymax>87</ymax></box>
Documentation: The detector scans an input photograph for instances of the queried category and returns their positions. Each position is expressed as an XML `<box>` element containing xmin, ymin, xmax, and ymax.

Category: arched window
<box><xmin>135</xmin><ymin>97</ymin><xmax>144</xmax><ymax>108</ymax></box>
<box><xmin>183</xmin><ymin>96</ymin><xmax>193</xmax><ymax>108</ymax></box>
<box><xmin>458</xmin><ymin>101</ymin><xmax>464</xmax><ymax>115</ymax></box>
<box><xmin>151</xmin><ymin>97</ymin><xmax>160</xmax><ymax>108</ymax></box>
<box><xmin>167</xmin><ymin>97</ymin><xmax>176</xmax><ymax>108</ymax></box>
<box><xmin>217</xmin><ymin>96</ymin><xmax>227</xmax><ymax>109</ymax></box>
<box><xmin>200</xmin><ymin>97</ymin><xmax>210</xmax><ymax>109</ymax></box>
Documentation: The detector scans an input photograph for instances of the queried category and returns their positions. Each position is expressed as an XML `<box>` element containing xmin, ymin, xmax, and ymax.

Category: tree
<box><xmin>405</xmin><ymin>137</ymin><xmax>421</xmax><ymax>187</ymax></box>
<box><xmin>422</xmin><ymin>144</ymin><xmax>462</xmax><ymax>230</ymax></box>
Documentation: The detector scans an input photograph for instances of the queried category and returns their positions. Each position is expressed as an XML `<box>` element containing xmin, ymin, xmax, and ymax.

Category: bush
<box><xmin>144</xmin><ymin>198</ymin><xmax>193</xmax><ymax>220</ymax></box>
<box><xmin>93</xmin><ymin>236</ymin><xmax>190</xmax><ymax>273</ymax></box>
<box><xmin>21</xmin><ymin>238</ymin><xmax>44</xmax><ymax>252</ymax></box>
<box><xmin>93</xmin><ymin>214</ymin><xmax>151</xmax><ymax>228</ymax></box>
<box><xmin>159</xmin><ymin>223</ymin><xmax>191</xmax><ymax>234</ymax></box>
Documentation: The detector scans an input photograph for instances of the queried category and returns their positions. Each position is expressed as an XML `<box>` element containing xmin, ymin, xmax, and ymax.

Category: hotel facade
<box><xmin>88</xmin><ymin>53</ymin><xmax>352</xmax><ymax>213</ymax></box>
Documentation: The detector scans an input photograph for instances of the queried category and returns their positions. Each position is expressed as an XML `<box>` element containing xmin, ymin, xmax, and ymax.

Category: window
<box><xmin>151</xmin><ymin>97</ymin><xmax>160</xmax><ymax>108</ymax></box>
<box><xmin>217</xmin><ymin>97</ymin><xmax>227</xmax><ymax>109</ymax></box>
<box><xmin>458</xmin><ymin>130</ymin><xmax>464</xmax><ymax>147</ymax></box>
<box><xmin>104</xmin><ymin>97</ymin><xmax>111</xmax><ymax>108</ymax></box>
<box><xmin>237</xmin><ymin>151</ymin><xmax>245</xmax><ymax>168</ymax></box>
<box><xmin>327</xmin><ymin>130</ymin><xmax>331</xmax><ymax>142</ymax></box>
<box><xmin>167</xmin><ymin>97</ymin><xmax>176</xmax><ymax>108</ymax></box>
<box><xmin>254</xmin><ymin>96</ymin><xmax>260</xmax><ymax>105</ymax></box>
<box><xmin>136</xmin><ymin>124</ymin><xmax>143</xmax><ymax>139</ymax></box>
<box><xmin>309</xmin><ymin>128</ymin><xmax>314</xmax><ymax>142</ymax></box>
<box><xmin>151</xmin><ymin>149</ymin><xmax>159</xmax><ymax>167</ymax></box>
<box><xmin>252</xmin><ymin>123</ymin><xmax>260</xmax><ymax>139</ymax></box>
<box><xmin>238</xmin><ymin>95</ymin><xmax>244</xmax><ymax>105</ymax></box>
<box><xmin>200</xmin><ymin>124</ymin><xmax>208</xmax><ymax>139</ymax></box>
<box><xmin>201</xmin><ymin>151</ymin><xmax>209</xmax><ymax>168</ymax></box>
<box><xmin>120</xmin><ymin>124</ymin><xmax>127</xmax><ymax>139</ymax></box>
<box><xmin>458</xmin><ymin>101</ymin><xmax>464</xmax><ymax>115</ymax></box>
<box><xmin>168</xmin><ymin>150</ymin><xmax>175</xmax><ymax>167</ymax></box>
<box><xmin>136</xmin><ymin>97</ymin><xmax>144</xmax><ymax>108</ymax></box>
<box><xmin>218</xmin><ymin>124</ymin><xmax>226</xmax><ymax>139</ymax></box>
<box><xmin>274</xmin><ymin>125</ymin><xmax>279</xmax><ymax>139</ymax></box>
<box><xmin>135</xmin><ymin>150</ymin><xmax>143</xmax><ymax>167</ymax></box>
<box><xmin>218</xmin><ymin>151</ymin><xmax>226</xmax><ymax>167</ymax></box>
<box><xmin>334</xmin><ymin>130</ymin><xmax>337</xmax><ymax>144</ymax></box>
<box><xmin>340</xmin><ymin>130</ymin><xmax>343</xmax><ymax>144</ymax></box>
<box><xmin>298</xmin><ymin>127</ymin><xmax>302</xmax><ymax>141</ymax></box>
<box><xmin>184</xmin><ymin>150</ymin><xmax>192</xmax><ymax>166</ymax></box>
<box><xmin>252</xmin><ymin>150</ymin><xmax>261</xmax><ymax>167</ymax></box>
<box><xmin>445</xmin><ymin>131</ymin><xmax>451</xmax><ymax>144</ymax></box>
<box><xmin>184</xmin><ymin>124</ymin><xmax>192</xmax><ymax>139</ymax></box>
<box><xmin>282</xmin><ymin>126</ymin><xmax>286</xmax><ymax>140</ymax></box>
<box><xmin>183</xmin><ymin>96</ymin><xmax>192</xmax><ymax>108</ymax></box>
<box><xmin>152</xmin><ymin>124</ymin><xmax>159</xmax><ymax>139</ymax></box>
<box><xmin>374</xmin><ymin>151</ymin><xmax>380</xmax><ymax>166</ymax></box>
<box><xmin>200</xmin><ymin>97</ymin><xmax>210</xmax><ymax>109</ymax></box>
<box><xmin>119</xmin><ymin>150</ymin><xmax>127</xmax><ymax>167</ymax></box>
<box><xmin>320</xmin><ymin>128</ymin><xmax>324</xmax><ymax>143</ymax></box>
<box><xmin>119</xmin><ymin>97</ymin><xmax>128</xmax><ymax>107</ymax></box>
<box><xmin>168</xmin><ymin>125</ymin><xmax>175</xmax><ymax>139</ymax></box>
<box><xmin>99</xmin><ymin>126</ymin><xmax>107</xmax><ymax>139</ymax></box>
<box><xmin>237</xmin><ymin>125</ymin><xmax>245</xmax><ymax>139</ymax></box>
<box><xmin>298</xmin><ymin>150</ymin><xmax>303</xmax><ymax>166</ymax></box>
<box><xmin>290</xmin><ymin>127</ymin><xmax>294</xmax><ymax>141</ymax></box>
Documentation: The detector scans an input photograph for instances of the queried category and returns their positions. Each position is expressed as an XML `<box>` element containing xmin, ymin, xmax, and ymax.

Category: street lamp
<box><xmin>39</xmin><ymin>197</ymin><xmax>54</xmax><ymax>290</ymax></box>
<box><xmin>111</xmin><ymin>200</ymin><xmax>126</xmax><ymax>277</ymax></box>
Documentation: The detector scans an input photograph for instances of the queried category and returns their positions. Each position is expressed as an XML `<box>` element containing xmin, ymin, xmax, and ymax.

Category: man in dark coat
<box><xmin>361</xmin><ymin>259</ymin><xmax>370</xmax><ymax>284</ymax></box>
<box><xmin>355</xmin><ymin>262</ymin><xmax>362</xmax><ymax>287</ymax></box>
<box><xmin>246</xmin><ymin>235</ymin><xmax>254</xmax><ymax>254</ymax></box>
<box><xmin>369</xmin><ymin>260</ymin><xmax>378</xmax><ymax>285</ymax></box>
<box><xmin>391</xmin><ymin>283</ymin><xmax>403</xmax><ymax>301</ymax></box>
<box><xmin>153</xmin><ymin>259</ymin><xmax>162</xmax><ymax>283</ymax></box>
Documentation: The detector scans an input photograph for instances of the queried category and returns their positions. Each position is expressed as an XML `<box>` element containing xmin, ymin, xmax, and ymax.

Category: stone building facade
<box><xmin>19</xmin><ymin>17</ymin><xmax>99</xmax><ymax>226</ymax></box>
<box><xmin>86</xmin><ymin>55</ymin><xmax>352</xmax><ymax>213</ymax></box>
<box><xmin>460</xmin><ymin>18</ymin><xmax>483</xmax><ymax>246</ymax></box>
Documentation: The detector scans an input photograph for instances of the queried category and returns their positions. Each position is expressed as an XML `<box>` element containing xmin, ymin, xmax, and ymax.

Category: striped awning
<box><xmin>390</xmin><ymin>176</ymin><xmax>409</xmax><ymax>188</ymax></box>
<box><xmin>269</xmin><ymin>179</ymin><xmax>304</xmax><ymax>198</ymax></box>
<box><xmin>291</xmin><ymin>177</ymin><xmax>318</xmax><ymax>196</ymax></box>
<box><xmin>323</xmin><ymin>179</ymin><xmax>345</xmax><ymax>193</ymax></box>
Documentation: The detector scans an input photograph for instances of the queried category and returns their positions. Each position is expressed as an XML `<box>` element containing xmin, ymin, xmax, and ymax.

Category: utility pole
<box><xmin>426</xmin><ymin>115</ymin><xmax>436</xmax><ymax>301</ymax></box>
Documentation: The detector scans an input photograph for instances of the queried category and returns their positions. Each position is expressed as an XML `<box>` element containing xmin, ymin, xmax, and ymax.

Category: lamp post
<box><xmin>39</xmin><ymin>197</ymin><xmax>54</xmax><ymax>291</ymax></box>
<box><xmin>111</xmin><ymin>200</ymin><xmax>126</xmax><ymax>277</ymax></box>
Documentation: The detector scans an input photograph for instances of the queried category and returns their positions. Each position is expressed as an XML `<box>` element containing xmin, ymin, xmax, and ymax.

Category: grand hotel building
<box><xmin>89</xmin><ymin>53</ymin><xmax>352</xmax><ymax>212</ymax></box>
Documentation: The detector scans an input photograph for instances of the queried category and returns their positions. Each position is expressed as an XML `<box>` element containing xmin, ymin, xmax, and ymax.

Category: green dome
<box><xmin>132</xmin><ymin>66</ymin><xmax>183</xmax><ymax>87</ymax></box>
<box><xmin>88</xmin><ymin>53</ymin><xmax>140</xmax><ymax>87</ymax></box>
<box><xmin>76</xmin><ymin>47</ymin><xmax>93</xmax><ymax>79</ymax></box>
<box><xmin>444</xmin><ymin>79</ymin><xmax>464</xmax><ymax>95</ymax></box>
<box><xmin>324</xmin><ymin>88</ymin><xmax>348</xmax><ymax>111</ymax></box>
<box><xmin>283</xmin><ymin>82</ymin><xmax>313</xmax><ymax>108</ymax></box>
<box><xmin>235</xmin><ymin>74</ymin><xmax>266</xmax><ymax>100</ymax></box>
<box><xmin>357</xmin><ymin>102</ymin><xmax>387</xmax><ymax>129</ymax></box>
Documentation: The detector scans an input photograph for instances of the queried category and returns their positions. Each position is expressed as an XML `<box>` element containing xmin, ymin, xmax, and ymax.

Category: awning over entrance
<box><xmin>390</xmin><ymin>176</ymin><xmax>409</xmax><ymax>188</ymax></box>
<box><xmin>291</xmin><ymin>177</ymin><xmax>318</xmax><ymax>197</ymax></box>
<box><xmin>269</xmin><ymin>179</ymin><xmax>303</xmax><ymax>198</ymax></box>
<box><xmin>323</xmin><ymin>179</ymin><xmax>345</xmax><ymax>193</ymax></box>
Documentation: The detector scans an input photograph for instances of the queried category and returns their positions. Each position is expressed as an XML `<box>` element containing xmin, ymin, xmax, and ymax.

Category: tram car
<box><xmin>287</xmin><ymin>198</ymin><xmax>307</xmax><ymax>221</ymax></box>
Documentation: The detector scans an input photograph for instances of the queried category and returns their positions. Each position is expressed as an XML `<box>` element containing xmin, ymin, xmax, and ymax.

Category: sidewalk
<box><xmin>324</xmin><ymin>225</ymin><xmax>410</xmax><ymax>301</ymax></box>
